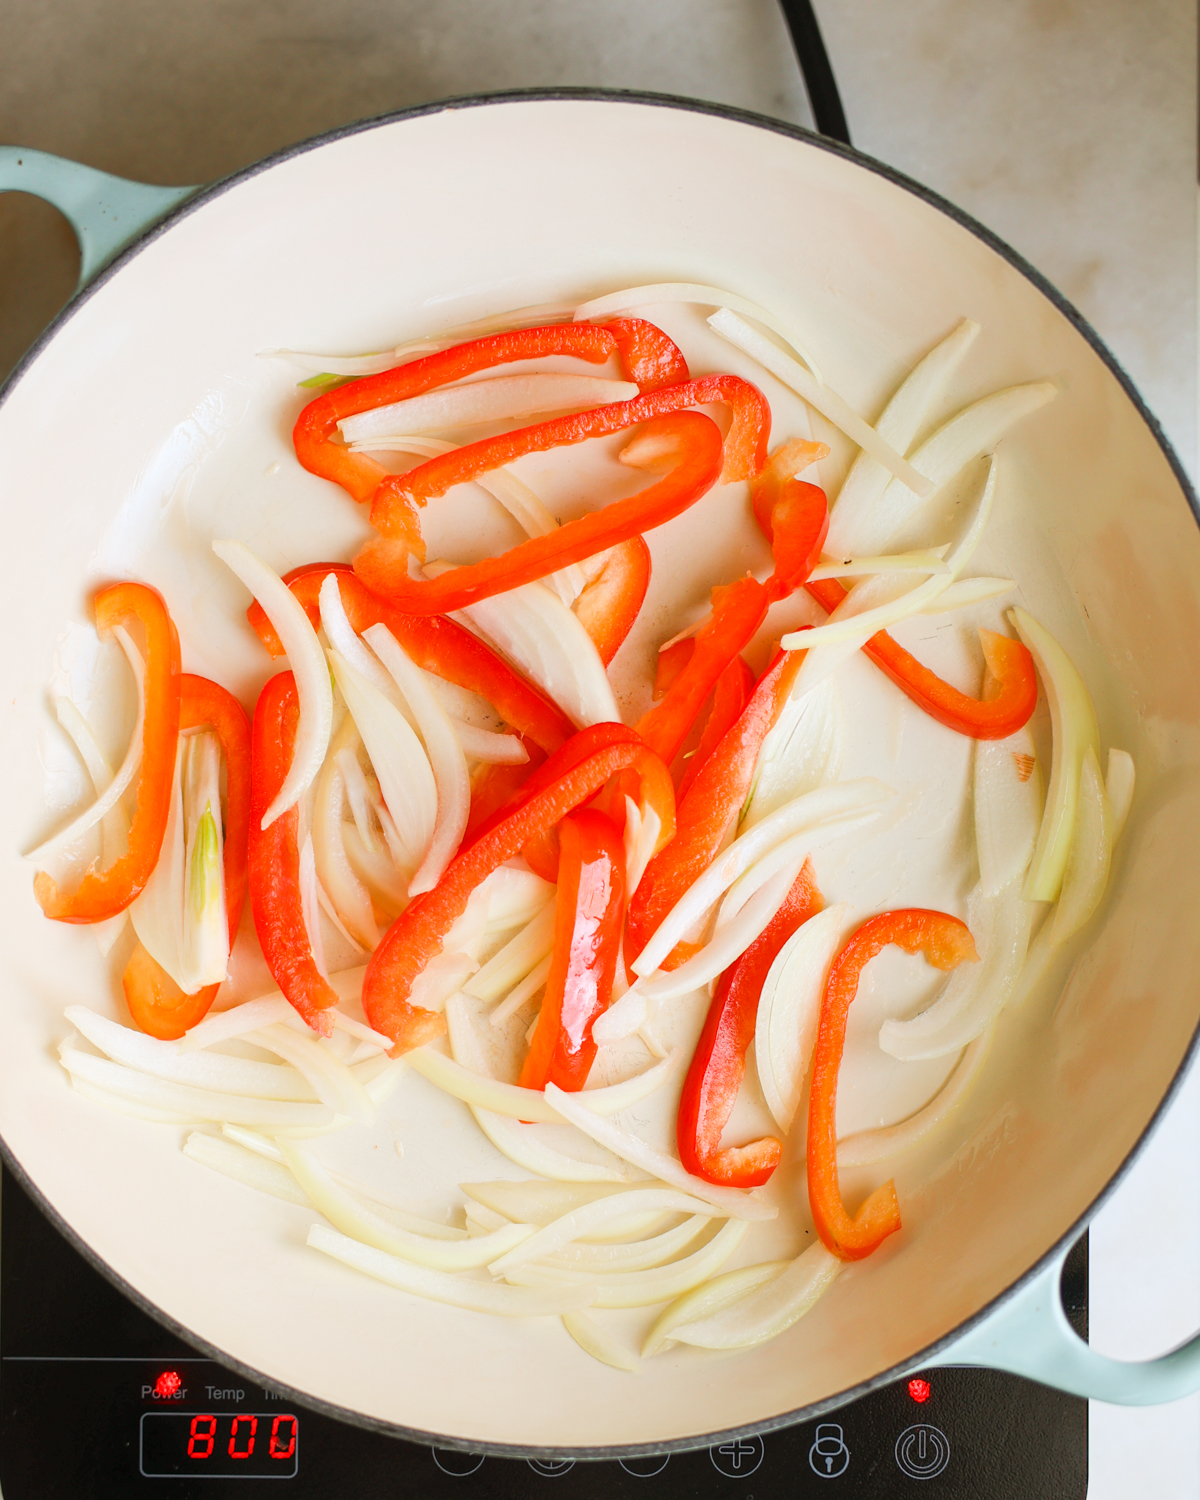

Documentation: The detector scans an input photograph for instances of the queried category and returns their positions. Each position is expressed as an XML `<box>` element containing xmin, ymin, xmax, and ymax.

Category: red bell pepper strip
<box><xmin>363</xmin><ymin>735</ymin><xmax>673</xmax><ymax>1053</ymax></box>
<box><xmin>464</xmin><ymin>739</ymin><xmax>547</xmax><ymax>843</ymax></box>
<box><xmin>626</xmin><ymin>647</ymin><xmax>806</xmax><ymax>972</ymax></box>
<box><xmin>808</xmin><ymin>908</ymin><xmax>978</xmax><ymax>1260</ymax></box>
<box><xmin>634</xmin><ymin>577</ymin><xmax>770</xmax><ymax>769</ymax></box>
<box><xmin>805</xmin><ymin>578</ymin><xmax>1038</xmax><ymax>740</ymax></box>
<box><xmin>677</xmin><ymin>860</ymin><xmax>823</xmax><ymax>1186</ymax></box>
<box><xmin>750</xmin><ymin>438</ymin><xmax>831</xmax><ymax>601</ymax></box>
<box><xmin>248</xmin><ymin>672</ymin><xmax>339</xmax><ymax>1035</ymax></box>
<box><xmin>355</xmin><ymin>407</ymin><xmax>730</xmax><ymax>613</ymax></box>
<box><xmin>294</xmin><ymin>319</ymin><xmax>688</xmax><ymax>525</ymax></box>
<box><xmin>572</xmin><ymin>535</ymin><xmax>652</xmax><ymax>666</ymax></box>
<box><xmin>518</xmin><ymin>809</ymin><xmax>627</xmax><ymax>1093</ymax></box>
<box><xmin>35</xmin><ymin>582</ymin><xmax>182</xmax><ymax>924</ymax></box>
<box><xmin>475</xmin><ymin>723</ymin><xmax>674</xmax><ymax>882</ymax></box>
<box><xmin>654</xmin><ymin>638</ymin><xmax>694</xmax><ymax>701</ymax></box>
<box><xmin>123</xmin><ymin>674</ymin><xmax>252</xmax><ymax>1040</ymax></box>
<box><xmin>676</xmin><ymin>655</ymin><xmax>754</xmax><ymax>799</ymax></box>
<box><xmin>246</xmin><ymin>562</ymin><xmax>572</xmax><ymax>755</ymax></box>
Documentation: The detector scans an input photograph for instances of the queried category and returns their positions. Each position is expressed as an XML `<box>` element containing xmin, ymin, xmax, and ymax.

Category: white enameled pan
<box><xmin>1</xmin><ymin>93</ymin><xmax>1199</xmax><ymax>1456</ymax></box>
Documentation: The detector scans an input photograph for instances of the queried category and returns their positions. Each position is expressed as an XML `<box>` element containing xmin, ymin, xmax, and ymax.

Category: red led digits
<box><xmin>229</xmin><ymin>1414</ymin><xmax>258</xmax><ymax>1459</ymax></box>
<box><xmin>908</xmin><ymin>1378</ymin><xmax>932</xmax><ymax>1404</ymax></box>
<box><xmin>269</xmin><ymin>1415</ymin><xmax>298</xmax><ymax>1460</ymax></box>
<box><xmin>188</xmin><ymin>1415</ymin><xmax>217</xmax><ymax>1459</ymax></box>
<box><xmin>153</xmin><ymin>1371</ymin><xmax>182</xmax><ymax>1398</ymax></box>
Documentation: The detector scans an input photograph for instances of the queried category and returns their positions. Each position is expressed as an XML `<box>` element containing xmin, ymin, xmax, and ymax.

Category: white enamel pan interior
<box><xmin>1</xmin><ymin>95</ymin><xmax>1199</xmax><ymax>1454</ymax></box>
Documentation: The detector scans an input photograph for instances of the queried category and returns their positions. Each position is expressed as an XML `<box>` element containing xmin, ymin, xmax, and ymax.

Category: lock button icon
<box><xmin>808</xmin><ymin>1422</ymin><xmax>850</xmax><ymax>1478</ymax></box>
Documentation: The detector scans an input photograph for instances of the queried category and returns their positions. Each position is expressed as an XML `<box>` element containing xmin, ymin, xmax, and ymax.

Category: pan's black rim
<box><xmin>2</xmin><ymin>86</ymin><xmax>1198</xmax><ymax>1461</ymax></box>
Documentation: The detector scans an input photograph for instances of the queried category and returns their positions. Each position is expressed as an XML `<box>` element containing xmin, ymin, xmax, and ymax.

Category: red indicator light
<box><xmin>908</xmin><ymin>1378</ymin><xmax>931</xmax><ymax>1404</ymax></box>
<box><xmin>154</xmin><ymin>1371</ymin><xmax>183</xmax><ymax>1398</ymax></box>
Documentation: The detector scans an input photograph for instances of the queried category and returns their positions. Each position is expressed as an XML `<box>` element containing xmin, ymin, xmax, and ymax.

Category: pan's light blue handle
<box><xmin>0</xmin><ymin>146</ymin><xmax>197</xmax><ymax>289</ymax></box>
<box><xmin>923</xmin><ymin>1235</ymin><xmax>1200</xmax><ymax>1403</ymax></box>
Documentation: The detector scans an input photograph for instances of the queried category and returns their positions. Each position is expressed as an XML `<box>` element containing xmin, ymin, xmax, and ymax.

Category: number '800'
<box><xmin>187</xmin><ymin>1413</ymin><xmax>297</xmax><ymax>1460</ymax></box>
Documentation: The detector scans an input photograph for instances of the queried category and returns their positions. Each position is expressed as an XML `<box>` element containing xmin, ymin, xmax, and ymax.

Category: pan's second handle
<box><xmin>0</xmin><ymin>146</ymin><xmax>197</xmax><ymax>289</ymax></box>
<box><xmin>924</xmin><ymin>1237</ymin><xmax>1200</xmax><ymax>1403</ymax></box>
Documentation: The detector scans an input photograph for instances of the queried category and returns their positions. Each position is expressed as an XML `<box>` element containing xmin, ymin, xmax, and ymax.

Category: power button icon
<box><xmin>807</xmin><ymin>1423</ymin><xmax>850</xmax><ymax>1478</ymax></box>
<box><xmin>895</xmin><ymin>1424</ymin><xmax>950</xmax><ymax>1479</ymax></box>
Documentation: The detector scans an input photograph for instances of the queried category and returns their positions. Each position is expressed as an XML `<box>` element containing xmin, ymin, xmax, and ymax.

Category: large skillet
<box><xmin>2</xmin><ymin>92</ymin><xmax>1200</xmax><ymax>1455</ymax></box>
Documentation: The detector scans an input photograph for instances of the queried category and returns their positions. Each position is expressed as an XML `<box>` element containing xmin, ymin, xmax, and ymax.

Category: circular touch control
<box><xmin>431</xmin><ymin>1448</ymin><xmax>485</xmax><ymax>1476</ymax></box>
<box><xmin>527</xmin><ymin>1458</ymin><xmax>576</xmax><ymax>1477</ymax></box>
<box><xmin>619</xmin><ymin>1455</ymin><xmax>671</xmax><ymax>1476</ymax></box>
<box><xmin>709</xmin><ymin>1435</ymin><xmax>765</xmax><ymax>1478</ymax></box>
<box><xmin>895</xmin><ymin>1424</ymin><xmax>951</xmax><ymax>1480</ymax></box>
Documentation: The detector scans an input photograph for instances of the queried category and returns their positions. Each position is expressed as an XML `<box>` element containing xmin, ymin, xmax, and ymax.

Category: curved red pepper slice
<box><xmin>626</xmin><ymin>647</ymin><xmax>806</xmax><ymax>972</ymax></box>
<box><xmin>808</xmin><ymin>908</ymin><xmax>978</xmax><ymax>1260</ymax></box>
<box><xmin>248</xmin><ymin>672</ymin><xmax>339</xmax><ymax>1035</ymax></box>
<box><xmin>676</xmin><ymin>655</ymin><xmax>754</xmax><ymax>800</ymax></box>
<box><xmin>635</xmin><ymin>578</ymin><xmax>769</xmax><ymax>769</ymax></box>
<box><xmin>355</xmin><ymin>408</ymin><xmax>729</xmax><ymax>613</ymax></box>
<box><xmin>572</xmin><ymin>535</ymin><xmax>652</xmax><ymax>666</ymax></box>
<box><xmin>363</xmin><ymin>736</ymin><xmax>673</xmax><ymax>1053</ymax></box>
<box><xmin>123</xmin><ymin>674</ymin><xmax>252</xmax><ymax>1040</ymax></box>
<box><xmin>35</xmin><ymin>582</ymin><xmax>182</xmax><ymax>924</ymax></box>
<box><xmin>750</xmin><ymin>439</ymin><xmax>830</xmax><ymax>600</ymax></box>
<box><xmin>805</xmin><ymin>578</ymin><xmax>1038</xmax><ymax>740</ymax></box>
<box><xmin>678</xmin><ymin>860</ymin><xmax>823</xmax><ymax>1186</ymax></box>
<box><xmin>246</xmin><ymin>562</ymin><xmax>572</xmax><ymax>755</ymax></box>
<box><xmin>518</xmin><ymin>809</ymin><xmax>627</xmax><ymax>1094</ymax></box>
<box><xmin>294</xmin><ymin>318</ymin><xmax>688</xmax><ymax>515</ymax></box>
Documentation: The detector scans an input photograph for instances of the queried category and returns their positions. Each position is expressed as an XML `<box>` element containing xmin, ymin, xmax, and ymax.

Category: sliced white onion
<box><xmin>454</xmin><ymin>578</ymin><xmax>619</xmax><ymax>730</ymax></box>
<box><xmin>807</xmin><ymin>549</ymin><xmax>950</xmax><ymax>580</ymax></box>
<box><xmin>465</xmin><ymin>901</ymin><xmax>557</xmax><ymax>1002</ymax></box>
<box><xmin>543</xmin><ymin>1215</ymin><xmax>713</xmax><ymax>1271</ymax></box>
<box><xmin>837</xmin><ymin>1023</ymin><xmax>994</xmax><ymax>1168</ymax></box>
<box><xmin>297</xmin><ymin>832</ymin><xmax>329</xmax><ymax>979</ymax></box>
<box><xmin>878</xmin><ymin>880</ymin><xmax>1032</xmax><ymax>1060</ymax></box>
<box><xmin>213</xmin><ymin>540</ymin><xmax>332</xmax><ymax>829</ymax></box>
<box><xmin>329</xmin><ymin>650</ymin><xmax>434</xmax><ymax>872</ymax></box>
<box><xmin>920</xmin><ymin>576</ymin><xmax>1016</xmax><ymax>614</ymax></box>
<box><xmin>543</xmin><ymin>1086</ymin><xmax>776</xmax><ymax>1221</ymax></box>
<box><xmin>128</xmin><ymin>736</ymin><xmax>188</xmax><ymax>986</ymax></box>
<box><xmin>58</xmin><ymin>1040</ymin><xmax>335</xmax><ymax>1128</ymax></box>
<box><xmin>277</xmin><ymin>1140</ymin><xmax>532</xmax><ymax>1269</ymax></box>
<box><xmin>306</xmin><ymin>1224</ymin><xmax>591</xmax><ymax>1316</ymax></box>
<box><xmin>505</xmin><ymin>1220</ymin><xmax>750</xmax><ymax>1309</ymax></box>
<box><xmin>975</xmin><ymin>720</ymin><xmax>1044</xmax><ymax>897</ymax></box>
<box><xmin>460</xmin><ymin>1180</ymin><xmax>639</xmax><ymax>1223</ymax></box>
<box><xmin>831</xmin><ymin>380</ymin><xmax>1056</xmax><ymax>557</ymax></box>
<box><xmin>633</xmin><ymin>780</ymin><xmax>892</xmax><ymax>978</ymax></box>
<box><xmin>312</xmin><ymin>719</ymin><xmax>380</xmax><ymax>950</ymax></box>
<box><xmin>643</xmin><ymin>1260</ymin><xmax>789</xmax><ymax>1356</ymax></box>
<box><xmin>1106</xmin><ymin>749</ymin><xmax>1135</xmax><ymax>843</ymax></box>
<box><xmin>668</xmin><ymin>1240</ymin><xmax>841</xmax><ymax>1349</ymax></box>
<box><xmin>409</xmin><ymin>950</ymin><xmax>480</xmax><ymax>1013</ymax></box>
<box><xmin>561</xmin><ymin>1312</ymin><xmax>640</xmax><ymax>1372</ymax></box>
<box><xmin>1009</xmin><ymin>608</ymin><xmax>1100</xmax><ymax>903</ymax></box>
<box><xmin>340</xmin><ymin>373</ymin><xmax>638</xmax><ymax>444</ymax></box>
<box><xmin>54</xmin><ymin>695</ymin><xmax>129</xmax><ymax>870</ymax></box>
<box><xmin>474</xmin><ymin>864</ymin><xmax>556</xmax><ymax>934</ymax></box>
<box><xmin>467</xmin><ymin>1106</ymin><xmax>629</xmax><ymax>1183</ymax></box>
<box><xmin>261</xmin><ymin>347</ymin><xmax>427</xmax><ymax>376</ymax></box>
<box><xmin>826</xmin><ymin>317</ymin><xmax>980</xmax><ymax>556</ymax></box>
<box><xmin>707</xmin><ymin>308</ymin><xmax>931</xmax><ymax>495</ymax></box>
<box><xmin>70</xmin><ymin>1076</ymin><xmax>196</xmax><ymax>1125</ymax></box>
<box><xmin>180</xmin><ymin>994</ymin><xmax>294</xmax><ymax>1051</ymax></box>
<box><xmin>249</xmin><ymin>1022</ymin><xmax>374</xmax><ymax>1123</ymax></box>
<box><xmin>453</xmin><ymin>722</ymin><xmax>528</xmax><ymax>764</ymax></box>
<box><xmin>742</xmin><ymin>675</ymin><xmax>843</xmax><ymax>830</ymax></box>
<box><xmin>488</xmin><ymin>1189</ymin><xmax>717</xmax><ymax>1274</ymax></box>
<box><xmin>1049</xmin><ymin>745</ymin><xmax>1112</xmax><ymax>947</ymax></box>
<box><xmin>755</xmin><ymin>902</ymin><xmax>849</xmax><ymax>1132</ymax></box>
<box><xmin>184</xmin><ymin>1132</ymin><xmax>310</xmax><ymax>1205</ymax></box>
<box><xmin>782</xmin><ymin>453</ymin><xmax>997</xmax><ymax>655</ymax></box>
<box><xmin>635</xmin><ymin>859</ymin><xmax>802</xmax><ymax>1006</ymax></box>
<box><xmin>489</xmin><ymin>955</ymin><xmax>551</xmax><ymax>1027</ymax></box>
<box><xmin>364</xmin><ymin>624</ymin><xmax>470</xmax><ymax>894</ymax></box>
<box><xmin>623</xmin><ymin>794</ymin><xmax>661</xmax><ymax>900</ymax></box>
<box><xmin>27</xmin><ymin>627</ymin><xmax>145</xmax><ymax>862</ymax></box>
<box><xmin>573</xmin><ymin>280</ymin><xmax>825</xmax><ymax>382</ymax></box>
<box><xmin>64</xmin><ymin>1007</ymin><xmax>316</xmax><ymax>1099</ymax></box>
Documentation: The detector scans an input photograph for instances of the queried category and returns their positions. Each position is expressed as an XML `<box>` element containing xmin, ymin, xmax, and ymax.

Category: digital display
<box><xmin>140</xmin><ymin>1411</ymin><xmax>299</xmax><ymax>1478</ymax></box>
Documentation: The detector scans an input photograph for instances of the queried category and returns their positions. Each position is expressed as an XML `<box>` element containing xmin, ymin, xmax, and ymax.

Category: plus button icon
<box><xmin>709</xmin><ymin>1435</ymin><xmax>765</xmax><ymax>1477</ymax></box>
